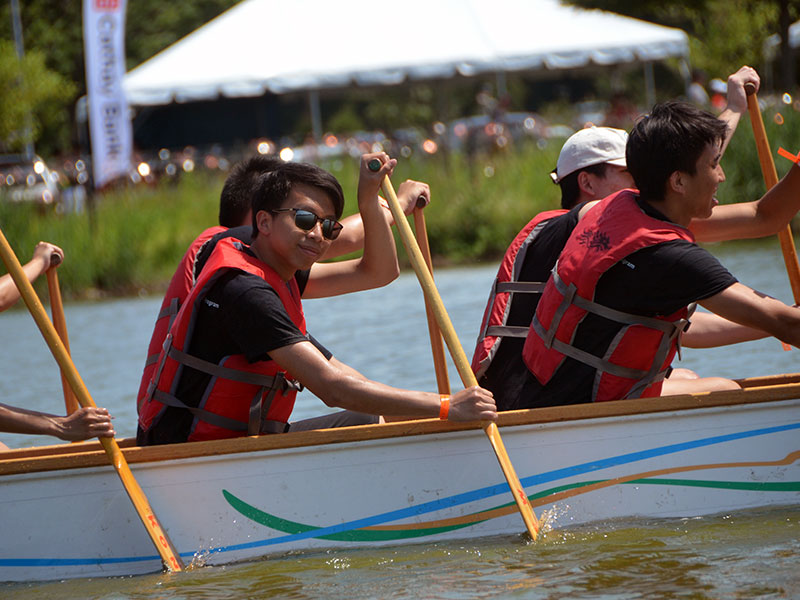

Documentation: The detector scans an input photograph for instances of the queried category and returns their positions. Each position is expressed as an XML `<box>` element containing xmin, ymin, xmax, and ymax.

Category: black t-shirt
<box><xmin>479</xmin><ymin>205</ymin><xmax>580</xmax><ymax>404</ymax></box>
<box><xmin>484</xmin><ymin>198</ymin><xmax>738</xmax><ymax>411</ymax></box>
<box><xmin>138</xmin><ymin>244</ymin><xmax>326</xmax><ymax>445</ymax></box>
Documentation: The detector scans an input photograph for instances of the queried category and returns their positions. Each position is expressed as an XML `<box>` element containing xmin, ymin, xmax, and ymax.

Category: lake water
<box><xmin>1</xmin><ymin>240</ymin><xmax>799</xmax><ymax>597</ymax></box>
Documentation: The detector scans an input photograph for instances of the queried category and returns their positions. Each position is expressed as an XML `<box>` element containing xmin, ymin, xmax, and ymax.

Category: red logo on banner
<box><xmin>95</xmin><ymin>0</ymin><xmax>119</xmax><ymax>9</ymax></box>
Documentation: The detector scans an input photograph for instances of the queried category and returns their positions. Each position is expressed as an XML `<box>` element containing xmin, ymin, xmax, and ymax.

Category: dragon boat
<box><xmin>1</xmin><ymin>373</ymin><xmax>798</xmax><ymax>582</ymax></box>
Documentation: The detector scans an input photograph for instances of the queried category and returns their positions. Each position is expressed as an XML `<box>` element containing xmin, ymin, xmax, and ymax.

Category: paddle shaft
<box><xmin>0</xmin><ymin>229</ymin><xmax>184</xmax><ymax>572</ymax></box>
<box><xmin>413</xmin><ymin>206</ymin><xmax>451</xmax><ymax>395</ymax></box>
<box><xmin>745</xmin><ymin>84</ymin><xmax>800</xmax><ymax>302</ymax></box>
<box><xmin>376</xmin><ymin>173</ymin><xmax>540</xmax><ymax>540</ymax></box>
<box><xmin>45</xmin><ymin>258</ymin><xmax>80</xmax><ymax>415</ymax></box>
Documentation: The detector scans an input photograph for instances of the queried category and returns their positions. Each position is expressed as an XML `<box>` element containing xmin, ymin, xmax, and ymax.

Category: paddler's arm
<box><xmin>322</xmin><ymin>176</ymin><xmax>428</xmax><ymax>259</ymax></box>
<box><xmin>303</xmin><ymin>153</ymin><xmax>400</xmax><ymax>298</ymax></box>
<box><xmin>699</xmin><ymin>282</ymin><xmax>800</xmax><ymax>348</ymax></box>
<box><xmin>716</xmin><ymin>65</ymin><xmax>759</xmax><ymax>156</ymax></box>
<box><xmin>0</xmin><ymin>242</ymin><xmax>63</xmax><ymax>312</ymax></box>
<box><xmin>0</xmin><ymin>403</ymin><xmax>114</xmax><ymax>443</ymax></box>
<box><xmin>271</xmin><ymin>341</ymin><xmax>497</xmax><ymax>422</ymax></box>
<box><xmin>681</xmin><ymin>310</ymin><xmax>769</xmax><ymax>348</ymax></box>
<box><xmin>689</xmin><ymin>162</ymin><xmax>800</xmax><ymax>243</ymax></box>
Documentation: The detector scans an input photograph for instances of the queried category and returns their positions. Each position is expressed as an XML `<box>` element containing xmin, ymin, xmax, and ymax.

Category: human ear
<box><xmin>577</xmin><ymin>170</ymin><xmax>594</xmax><ymax>195</ymax></box>
<box><xmin>255</xmin><ymin>210</ymin><xmax>272</xmax><ymax>236</ymax></box>
<box><xmin>668</xmin><ymin>171</ymin><xmax>684</xmax><ymax>195</ymax></box>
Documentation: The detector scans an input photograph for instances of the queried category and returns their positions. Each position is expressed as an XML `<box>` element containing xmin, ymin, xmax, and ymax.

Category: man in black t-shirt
<box><xmin>138</xmin><ymin>156</ymin><xmax>496</xmax><ymax>445</ymax></box>
<box><xmin>477</xmin><ymin>66</ymin><xmax>800</xmax><ymax>409</ymax></box>
<box><xmin>518</xmin><ymin>100</ymin><xmax>800</xmax><ymax>409</ymax></box>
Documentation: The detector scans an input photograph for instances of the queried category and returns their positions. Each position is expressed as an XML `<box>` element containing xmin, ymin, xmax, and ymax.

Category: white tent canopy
<box><xmin>124</xmin><ymin>0</ymin><xmax>688</xmax><ymax>106</ymax></box>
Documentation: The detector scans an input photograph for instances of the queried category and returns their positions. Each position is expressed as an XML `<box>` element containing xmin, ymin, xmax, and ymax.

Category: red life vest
<box><xmin>136</xmin><ymin>226</ymin><xmax>226</xmax><ymax>412</ymax></box>
<box><xmin>138</xmin><ymin>236</ymin><xmax>305</xmax><ymax>442</ymax></box>
<box><xmin>471</xmin><ymin>209</ymin><xmax>567</xmax><ymax>378</ymax></box>
<box><xmin>523</xmin><ymin>191</ymin><xmax>694</xmax><ymax>402</ymax></box>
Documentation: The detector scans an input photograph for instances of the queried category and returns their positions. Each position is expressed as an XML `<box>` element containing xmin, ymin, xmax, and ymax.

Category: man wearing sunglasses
<box><xmin>138</xmin><ymin>155</ymin><xmax>496</xmax><ymax>445</ymax></box>
<box><xmin>473</xmin><ymin>65</ymin><xmax>800</xmax><ymax>410</ymax></box>
<box><xmin>137</xmin><ymin>153</ymin><xmax>427</xmax><ymax>415</ymax></box>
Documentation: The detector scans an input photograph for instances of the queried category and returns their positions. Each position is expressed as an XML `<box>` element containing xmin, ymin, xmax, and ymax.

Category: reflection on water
<box><xmin>0</xmin><ymin>240</ymin><xmax>798</xmax><ymax>449</ymax></box>
<box><xmin>3</xmin><ymin>506</ymin><xmax>798</xmax><ymax>599</ymax></box>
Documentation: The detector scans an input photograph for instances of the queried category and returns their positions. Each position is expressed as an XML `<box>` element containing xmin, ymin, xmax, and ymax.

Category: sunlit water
<box><xmin>1</xmin><ymin>240</ymin><xmax>799</xmax><ymax>597</ymax></box>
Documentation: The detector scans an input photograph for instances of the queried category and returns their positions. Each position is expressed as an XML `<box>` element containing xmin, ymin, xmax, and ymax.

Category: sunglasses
<box><xmin>270</xmin><ymin>208</ymin><xmax>343</xmax><ymax>240</ymax></box>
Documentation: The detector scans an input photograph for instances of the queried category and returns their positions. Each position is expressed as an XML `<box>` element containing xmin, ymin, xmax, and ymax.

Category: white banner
<box><xmin>82</xmin><ymin>0</ymin><xmax>131</xmax><ymax>189</ymax></box>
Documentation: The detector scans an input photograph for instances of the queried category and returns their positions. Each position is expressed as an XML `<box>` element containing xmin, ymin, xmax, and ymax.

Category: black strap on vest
<box><xmin>144</xmin><ymin>334</ymin><xmax>301</xmax><ymax>434</ymax></box>
<box><xmin>144</xmin><ymin>297</ymin><xmax>180</xmax><ymax>367</ymax></box>
<box><xmin>532</xmin><ymin>270</ymin><xmax>690</xmax><ymax>399</ymax></box>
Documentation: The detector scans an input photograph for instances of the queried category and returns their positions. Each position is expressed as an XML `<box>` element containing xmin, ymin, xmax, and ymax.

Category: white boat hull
<box><xmin>1</xmin><ymin>389</ymin><xmax>798</xmax><ymax>582</ymax></box>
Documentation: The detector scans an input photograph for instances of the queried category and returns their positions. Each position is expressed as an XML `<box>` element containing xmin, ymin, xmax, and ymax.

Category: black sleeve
<box><xmin>597</xmin><ymin>240</ymin><xmax>738</xmax><ymax>316</ymax></box>
<box><xmin>308</xmin><ymin>333</ymin><xmax>333</xmax><ymax>360</ymax></box>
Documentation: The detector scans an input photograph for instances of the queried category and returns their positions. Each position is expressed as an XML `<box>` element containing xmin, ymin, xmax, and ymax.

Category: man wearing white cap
<box><xmin>472</xmin><ymin>65</ymin><xmax>800</xmax><ymax>410</ymax></box>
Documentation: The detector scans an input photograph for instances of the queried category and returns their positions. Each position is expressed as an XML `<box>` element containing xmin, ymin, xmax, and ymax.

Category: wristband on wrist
<box><xmin>439</xmin><ymin>395</ymin><xmax>450</xmax><ymax>420</ymax></box>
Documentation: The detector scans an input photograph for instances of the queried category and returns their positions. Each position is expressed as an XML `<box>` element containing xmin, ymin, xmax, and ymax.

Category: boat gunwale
<box><xmin>2</xmin><ymin>375</ymin><xmax>800</xmax><ymax>476</ymax></box>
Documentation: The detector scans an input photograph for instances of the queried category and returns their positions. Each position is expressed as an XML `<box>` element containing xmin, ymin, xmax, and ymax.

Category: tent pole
<box><xmin>495</xmin><ymin>71</ymin><xmax>508</xmax><ymax>97</ymax></box>
<box><xmin>308</xmin><ymin>89</ymin><xmax>322</xmax><ymax>143</ymax></box>
<box><xmin>643</xmin><ymin>62</ymin><xmax>656</xmax><ymax>108</ymax></box>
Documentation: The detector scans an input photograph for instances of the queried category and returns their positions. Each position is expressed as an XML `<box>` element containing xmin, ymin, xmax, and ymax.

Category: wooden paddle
<box><xmin>45</xmin><ymin>254</ymin><xmax>80</xmax><ymax>415</ymax></box>
<box><xmin>413</xmin><ymin>203</ymin><xmax>451</xmax><ymax>395</ymax></box>
<box><xmin>745</xmin><ymin>83</ymin><xmax>800</xmax><ymax>303</ymax></box>
<box><xmin>0</xmin><ymin>229</ymin><xmax>184</xmax><ymax>572</ymax></box>
<box><xmin>368</xmin><ymin>159</ymin><xmax>541</xmax><ymax>540</ymax></box>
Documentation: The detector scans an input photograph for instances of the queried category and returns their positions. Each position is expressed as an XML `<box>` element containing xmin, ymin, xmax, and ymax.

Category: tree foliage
<box><xmin>567</xmin><ymin>0</ymin><xmax>800</xmax><ymax>87</ymax></box>
<box><xmin>0</xmin><ymin>0</ymin><xmax>237</xmax><ymax>156</ymax></box>
<box><xmin>0</xmin><ymin>40</ymin><xmax>76</xmax><ymax>154</ymax></box>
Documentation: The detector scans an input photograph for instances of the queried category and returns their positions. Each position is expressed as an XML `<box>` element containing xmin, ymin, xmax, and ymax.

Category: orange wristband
<box><xmin>439</xmin><ymin>395</ymin><xmax>450</xmax><ymax>420</ymax></box>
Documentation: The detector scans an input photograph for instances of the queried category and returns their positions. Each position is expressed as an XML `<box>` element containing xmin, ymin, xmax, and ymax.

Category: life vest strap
<box><xmin>486</xmin><ymin>325</ymin><xmax>529</xmax><ymax>338</ymax></box>
<box><xmin>144</xmin><ymin>298</ymin><xmax>181</xmax><ymax>369</ymax></box>
<box><xmin>552</xmin><ymin>271</ymin><xmax>686</xmax><ymax>334</ymax></box>
<box><xmin>152</xmin><ymin>388</ymin><xmax>250</xmax><ymax>431</ymax></box>
<box><xmin>168</xmin><ymin>346</ymin><xmax>294</xmax><ymax>388</ymax></box>
<box><xmin>494</xmin><ymin>281</ymin><xmax>547</xmax><ymax>294</ymax></box>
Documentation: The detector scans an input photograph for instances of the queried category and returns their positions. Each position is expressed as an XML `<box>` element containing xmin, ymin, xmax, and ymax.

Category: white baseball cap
<box><xmin>551</xmin><ymin>126</ymin><xmax>628</xmax><ymax>183</ymax></box>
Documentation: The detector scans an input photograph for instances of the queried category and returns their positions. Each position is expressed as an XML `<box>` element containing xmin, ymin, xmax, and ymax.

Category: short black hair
<box><xmin>219</xmin><ymin>155</ymin><xmax>282</xmax><ymax>227</ymax></box>
<box><xmin>251</xmin><ymin>162</ymin><xmax>345</xmax><ymax>237</ymax></box>
<box><xmin>557</xmin><ymin>163</ymin><xmax>609</xmax><ymax>210</ymax></box>
<box><xmin>627</xmin><ymin>101</ymin><xmax>727</xmax><ymax>201</ymax></box>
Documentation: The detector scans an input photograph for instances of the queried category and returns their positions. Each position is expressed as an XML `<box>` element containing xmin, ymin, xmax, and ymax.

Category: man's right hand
<box><xmin>448</xmin><ymin>386</ymin><xmax>497</xmax><ymax>421</ymax></box>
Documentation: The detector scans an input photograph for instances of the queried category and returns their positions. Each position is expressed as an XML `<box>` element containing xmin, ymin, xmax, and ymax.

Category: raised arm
<box><xmin>690</xmin><ymin>162</ymin><xmax>800</xmax><ymax>243</ymax></box>
<box><xmin>322</xmin><ymin>178</ymin><xmax>430</xmax><ymax>259</ymax></box>
<box><xmin>717</xmin><ymin>65</ymin><xmax>759</xmax><ymax>156</ymax></box>
<box><xmin>303</xmin><ymin>153</ymin><xmax>400</xmax><ymax>298</ymax></box>
<box><xmin>0</xmin><ymin>241</ymin><xmax>63</xmax><ymax>311</ymax></box>
<box><xmin>699</xmin><ymin>282</ymin><xmax>800</xmax><ymax>347</ymax></box>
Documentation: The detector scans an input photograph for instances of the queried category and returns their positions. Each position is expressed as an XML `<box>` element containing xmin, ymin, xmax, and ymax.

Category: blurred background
<box><xmin>2</xmin><ymin>0</ymin><xmax>800</xmax><ymax>297</ymax></box>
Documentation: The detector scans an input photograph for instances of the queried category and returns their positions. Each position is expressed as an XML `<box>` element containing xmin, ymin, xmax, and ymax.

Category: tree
<box><xmin>0</xmin><ymin>0</ymin><xmax>239</xmax><ymax>157</ymax></box>
<box><xmin>0</xmin><ymin>40</ymin><xmax>75</xmax><ymax>154</ymax></box>
<box><xmin>566</xmin><ymin>0</ymin><xmax>800</xmax><ymax>90</ymax></box>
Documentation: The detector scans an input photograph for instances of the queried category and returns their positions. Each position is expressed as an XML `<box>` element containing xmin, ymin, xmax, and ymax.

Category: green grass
<box><xmin>3</xmin><ymin>99</ymin><xmax>799</xmax><ymax>301</ymax></box>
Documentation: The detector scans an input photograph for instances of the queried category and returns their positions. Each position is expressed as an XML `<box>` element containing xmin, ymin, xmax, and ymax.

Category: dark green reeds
<box><xmin>2</xmin><ymin>98</ymin><xmax>799</xmax><ymax>300</ymax></box>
